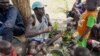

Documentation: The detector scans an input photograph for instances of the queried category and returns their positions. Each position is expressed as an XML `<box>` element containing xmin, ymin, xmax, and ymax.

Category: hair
<box><xmin>74</xmin><ymin>47</ymin><xmax>91</xmax><ymax>56</ymax></box>
<box><xmin>0</xmin><ymin>40</ymin><xmax>12</xmax><ymax>55</ymax></box>
<box><xmin>86</xmin><ymin>0</ymin><xmax>98</xmax><ymax>11</ymax></box>
<box><xmin>0</xmin><ymin>0</ymin><xmax>9</xmax><ymax>3</ymax></box>
<box><xmin>77</xmin><ymin>0</ymin><xmax>81</xmax><ymax>4</ymax></box>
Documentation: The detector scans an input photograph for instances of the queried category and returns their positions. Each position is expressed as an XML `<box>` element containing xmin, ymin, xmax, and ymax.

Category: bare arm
<box><xmin>25</xmin><ymin>16</ymin><xmax>43</xmax><ymax>37</ymax></box>
<box><xmin>25</xmin><ymin>14</ymin><xmax>52</xmax><ymax>37</ymax></box>
<box><xmin>42</xmin><ymin>14</ymin><xmax>52</xmax><ymax>33</ymax></box>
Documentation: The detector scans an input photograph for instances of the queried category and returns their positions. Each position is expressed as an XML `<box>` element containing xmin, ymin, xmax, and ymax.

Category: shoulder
<box><xmin>87</xmin><ymin>10</ymin><xmax>98</xmax><ymax>17</ymax></box>
<box><xmin>8</xmin><ymin>5</ymin><xmax>18</xmax><ymax>12</ymax></box>
<box><xmin>31</xmin><ymin>14</ymin><xmax>35</xmax><ymax>25</ymax></box>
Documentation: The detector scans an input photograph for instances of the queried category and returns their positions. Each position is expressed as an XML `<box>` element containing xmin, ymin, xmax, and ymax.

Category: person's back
<box><xmin>74</xmin><ymin>47</ymin><xmax>91</xmax><ymax>56</ymax></box>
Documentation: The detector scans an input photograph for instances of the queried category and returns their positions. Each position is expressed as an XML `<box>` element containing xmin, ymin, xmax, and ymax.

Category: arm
<box><xmin>25</xmin><ymin>16</ymin><xmax>45</xmax><ymax>37</ymax></box>
<box><xmin>3</xmin><ymin>6</ymin><xmax>18</xmax><ymax>29</ymax></box>
<box><xmin>42</xmin><ymin>14</ymin><xmax>52</xmax><ymax>33</ymax></box>
<box><xmin>13</xmin><ymin>13</ymin><xmax>25</xmax><ymax>36</ymax></box>
<box><xmin>47</xmin><ymin>14</ymin><xmax>52</xmax><ymax>26</ymax></box>
<box><xmin>25</xmin><ymin>15</ymin><xmax>52</xmax><ymax>37</ymax></box>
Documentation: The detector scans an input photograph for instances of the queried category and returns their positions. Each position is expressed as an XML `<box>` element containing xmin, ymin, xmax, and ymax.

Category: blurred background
<box><xmin>30</xmin><ymin>0</ymin><xmax>85</xmax><ymax>30</ymax></box>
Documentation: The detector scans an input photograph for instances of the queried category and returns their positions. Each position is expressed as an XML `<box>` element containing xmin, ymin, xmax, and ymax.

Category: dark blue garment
<box><xmin>0</xmin><ymin>5</ymin><xmax>25</xmax><ymax>42</ymax></box>
<box><xmin>76</xmin><ymin>3</ymin><xmax>86</xmax><ymax>14</ymax></box>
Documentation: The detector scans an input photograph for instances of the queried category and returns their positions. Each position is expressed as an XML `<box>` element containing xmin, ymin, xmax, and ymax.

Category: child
<box><xmin>74</xmin><ymin>0</ymin><xmax>99</xmax><ymax>47</ymax></box>
<box><xmin>74</xmin><ymin>47</ymin><xmax>91</xmax><ymax>56</ymax></box>
<box><xmin>0</xmin><ymin>40</ymin><xmax>17</xmax><ymax>56</ymax></box>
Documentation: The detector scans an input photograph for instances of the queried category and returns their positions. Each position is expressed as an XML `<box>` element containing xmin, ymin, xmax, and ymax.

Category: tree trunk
<box><xmin>12</xmin><ymin>0</ymin><xmax>32</xmax><ymax>26</ymax></box>
<box><xmin>11</xmin><ymin>0</ymin><xmax>32</xmax><ymax>56</ymax></box>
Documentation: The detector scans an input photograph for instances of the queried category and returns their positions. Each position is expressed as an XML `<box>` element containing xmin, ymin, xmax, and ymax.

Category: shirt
<box><xmin>77</xmin><ymin>10</ymin><xmax>98</xmax><ymax>38</ymax></box>
<box><xmin>0</xmin><ymin>5</ymin><xmax>25</xmax><ymax>36</ymax></box>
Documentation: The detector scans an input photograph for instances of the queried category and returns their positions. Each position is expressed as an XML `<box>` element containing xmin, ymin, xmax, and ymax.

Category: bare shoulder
<box><xmin>27</xmin><ymin>15</ymin><xmax>35</xmax><ymax>25</ymax></box>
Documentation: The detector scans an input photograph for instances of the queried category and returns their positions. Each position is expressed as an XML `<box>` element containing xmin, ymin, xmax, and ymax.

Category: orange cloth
<box><xmin>10</xmin><ymin>50</ymin><xmax>17</xmax><ymax>56</ymax></box>
<box><xmin>77</xmin><ymin>10</ymin><xmax>98</xmax><ymax>38</ymax></box>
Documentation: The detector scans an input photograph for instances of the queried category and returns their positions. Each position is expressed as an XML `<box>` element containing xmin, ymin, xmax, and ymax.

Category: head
<box><xmin>76</xmin><ymin>0</ymin><xmax>81</xmax><ymax>4</ymax></box>
<box><xmin>86</xmin><ymin>0</ymin><xmax>98</xmax><ymax>11</ymax></box>
<box><xmin>0</xmin><ymin>0</ymin><xmax>10</xmax><ymax>10</ymax></box>
<box><xmin>74</xmin><ymin>47</ymin><xmax>91</xmax><ymax>56</ymax></box>
<box><xmin>0</xmin><ymin>40</ymin><xmax>13</xmax><ymax>55</ymax></box>
<box><xmin>32</xmin><ymin>2</ymin><xmax>45</xmax><ymax>16</ymax></box>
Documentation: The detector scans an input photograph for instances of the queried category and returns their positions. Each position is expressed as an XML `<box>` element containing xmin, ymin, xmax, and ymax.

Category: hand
<box><xmin>0</xmin><ymin>21</ymin><xmax>3</xmax><ymax>24</ymax></box>
<box><xmin>42</xmin><ymin>27</ymin><xmax>52</xmax><ymax>33</ymax></box>
<box><xmin>92</xmin><ymin>40</ymin><xmax>100</xmax><ymax>48</ymax></box>
<box><xmin>43</xmin><ymin>28</ymin><xmax>49</xmax><ymax>32</ymax></box>
<box><xmin>95</xmin><ymin>24</ymin><xmax>100</xmax><ymax>28</ymax></box>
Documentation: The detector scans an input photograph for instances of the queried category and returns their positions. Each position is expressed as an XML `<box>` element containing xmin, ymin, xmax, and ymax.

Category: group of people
<box><xmin>67</xmin><ymin>0</ymin><xmax>100</xmax><ymax>55</ymax></box>
<box><xmin>0</xmin><ymin>0</ymin><xmax>100</xmax><ymax>56</ymax></box>
<box><xmin>0</xmin><ymin>0</ymin><xmax>52</xmax><ymax>56</ymax></box>
<box><xmin>0</xmin><ymin>0</ymin><xmax>25</xmax><ymax>56</ymax></box>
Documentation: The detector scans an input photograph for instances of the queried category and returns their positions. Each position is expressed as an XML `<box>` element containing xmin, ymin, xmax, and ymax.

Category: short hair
<box><xmin>74</xmin><ymin>47</ymin><xmax>91</xmax><ymax>56</ymax></box>
<box><xmin>0</xmin><ymin>40</ymin><xmax>12</xmax><ymax>55</ymax></box>
<box><xmin>0</xmin><ymin>0</ymin><xmax>9</xmax><ymax>3</ymax></box>
<box><xmin>86</xmin><ymin>0</ymin><xmax>98</xmax><ymax>11</ymax></box>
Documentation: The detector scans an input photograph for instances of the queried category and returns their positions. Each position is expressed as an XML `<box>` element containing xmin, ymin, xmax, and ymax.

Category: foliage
<box><xmin>52</xmin><ymin>21</ymin><xmax>59</xmax><ymax>31</ymax></box>
<box><xmin>62</xmin><ymin>30</ymin><xmax>73</xmax><ymax>43</ymax></box>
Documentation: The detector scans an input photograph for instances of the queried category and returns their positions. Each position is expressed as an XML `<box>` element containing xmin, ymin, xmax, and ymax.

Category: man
<box><xmin>25</xmin><ymin>1</ymin><xmax>52</xmax><ymax>56</ymax></box>
<box><xmin>0</xmin><ymin>0</ymin><xmax>25</xmax><ymax>42</ymax></box>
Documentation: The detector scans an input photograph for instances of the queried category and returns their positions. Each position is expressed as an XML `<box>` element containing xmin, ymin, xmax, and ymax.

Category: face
<box><xmin>0</xmin><ymin>47</ymin><xmax>12</xmax><ymax>56</ymax></box>
<box><xmin>76</xmin><ymin>0</ymin><xmax>81</xmax><ymax>4</ymax></box>
<box><xmin>1</xmin><ymin>43</ymin><xmax>13</xmax><ymax>56</ymax></box>
<box><xmin>0</xmin><ymin>0</ymin><xmax>9</xmax><ymax>10</ymax></box>
<box><xmin>34</xmin><ymin>7</ymin><xmax>45</xmax><ymax>16</ymax></box>
<box><xmin>4</xmin><ymin>46</ymin><xmax>13</xmax><ymax>55</ymax></box>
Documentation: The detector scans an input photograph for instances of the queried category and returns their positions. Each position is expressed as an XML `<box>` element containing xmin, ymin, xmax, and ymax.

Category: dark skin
<box><xmin>74</xmin><ymin>47</ymin><xmax>91</xmax><ymax>56</ymax></box>
<box><xmin>0</xmin><ymin>40</ymin><xmax>13</xmax><ymax>56</ymax></box>
<box><xmin>35</xmin><ymin>8</ymin><xmax>45</xmax><ymax>22</ymax></box>
<box><xmin>25</xmin><ymin>8</ymin><xmax>52</xmax><ymax>55</ymax></box>
<box><xmin>0</xmin><ymin>0</ymin><xmax>10</xmax><ymax>11</ymax></box>
<box><xmin>25</xmin><ymin>7</ymin><xmax>52</xmax><ymax>37</ymax></box>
